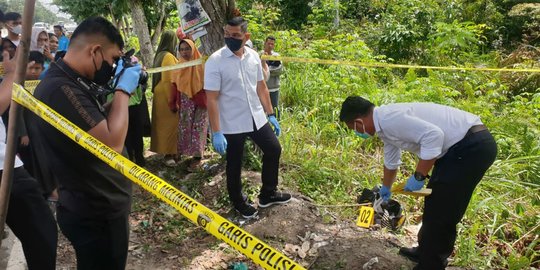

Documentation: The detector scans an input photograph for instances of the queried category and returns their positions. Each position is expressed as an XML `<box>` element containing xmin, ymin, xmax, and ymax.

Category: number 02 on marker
<box><xmin>356</xmin><ymin>206</ymin><xmax>375</xmax><ymax>228</ymax></box>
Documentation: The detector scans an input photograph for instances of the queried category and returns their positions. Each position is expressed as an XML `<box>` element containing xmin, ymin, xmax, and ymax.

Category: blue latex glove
<box><xmin>268</xmin><ymin>115</ymin><xmax>281</xmax><ymax>136</ymax></box>
<box><xmin>379</xmin><ymin>185</ymin><xmax>391</xmax><ymax>202</ymax></box>
<box><xmin>115</xmin><ymin>59</ymin><xmax>141</xmax><ymax>94</ymax></box>
<box><xmin>404</xmin><ymin>175</ymin><xmax>425</xmax><ymax>191</ymax></box>
<box><xmin>212</xmin><ymin>131</ymin><xmax>227</xmax><ymax>155</ymax></box>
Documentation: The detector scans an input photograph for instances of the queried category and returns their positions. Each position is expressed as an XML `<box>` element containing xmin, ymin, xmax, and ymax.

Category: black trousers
<box><xmin>125</xmin><ymin>105</ymin><xmax>145</xmax><ymax>166</ymax></box>
<box><xmin>57</xmin><ymin>206</ymin><xmax>129</xmax><ymax>270</ymax></box>
<box><xmin>416</xmin><ymin>130</ymin><xmax>497</xmax><ymax>269</ymax></box>
<box><xmin>5</xmin><ymin>167</ymin><xmax>57</xmax><ymax>270</ymax></box>
<box><xmin>269</xmin><ymin>91</ymin><xmax>280</xmax><ymax>119</ymax></box>
<box><xmin>224</xmin><ymin>123</ymin><xmax>281</xmax><ymax>206</ymax></box>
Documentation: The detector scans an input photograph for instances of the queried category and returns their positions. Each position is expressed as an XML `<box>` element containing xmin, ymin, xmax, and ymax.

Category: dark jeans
<box><xmin>126</xmin><ymin>105</ymin><xmax>145</xmax><ymax>166</ymax></box>
<box><xmin>269</xmin><ymin>91</ymin><xmax>280</xmax><ymax>119</ymax></box>
<box><xmin>416</xmin><ymin>130</ymin><xmax>497</xmax><ymax>270</ymax></box>
<box><xmin>224</xmin><ymin>123</ymin><xmax>281</xmax><ymax>206</ymax></box>
<box><xmin>57</xmin><ymin>206</ymin><xmax>130</xmax><ymax>270</ymax></box>
<box><xmin>5</xmin><ymin>167</ymin><xmax>58</xmax><ymax>270</ymax></box>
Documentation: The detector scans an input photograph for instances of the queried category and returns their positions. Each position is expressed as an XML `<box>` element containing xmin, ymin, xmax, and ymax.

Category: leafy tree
<box><xmin>53</xmin><ymin>0</ymin><xmax>156</xmax><ymax>66</ymax></box>
<box><xmin>372</xmin><ymin>0</ymin><xmax>439</xmax><ymax>62</ymax></box>
<box><xmin>0</xmin><ymin>0</ymin><xmax>68</xmax><ymax>25</ymax></box>
<box><xmin>53</xmin><ymin>0</ymin><xmax>126</xmax><ymax>23</ymax></box>
<box><xmin>237</xmin><ymin>0</ymin><xmax>312</xmax><ymax>29</ymax></box>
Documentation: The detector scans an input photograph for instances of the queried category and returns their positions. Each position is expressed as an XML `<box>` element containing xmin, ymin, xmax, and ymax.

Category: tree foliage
<box><xmin>0</xmin><ymin>0</ymin><xmax>69</xmax><ymax>24</ymax></box>
<box><xmin>237</xmin><ymin>0</ymin><xmax>312</xmax><ymax>29</ymax></box>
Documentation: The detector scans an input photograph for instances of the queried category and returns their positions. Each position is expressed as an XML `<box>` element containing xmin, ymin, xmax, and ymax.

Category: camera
<box><xmin>119</xmin><ymin>49</ymin><xmax>136</xmax><ymax>69</ymax></box>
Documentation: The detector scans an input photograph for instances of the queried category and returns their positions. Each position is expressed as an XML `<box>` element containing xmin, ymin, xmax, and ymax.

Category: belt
<box><xmin>465</xmin><ymin>124</ymin><xmax>487</xmax><ymax>137</ymax></box>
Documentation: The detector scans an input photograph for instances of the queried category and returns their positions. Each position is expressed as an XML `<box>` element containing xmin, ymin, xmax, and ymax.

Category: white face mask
<box><xmin>9</xmin><ymin>25</ymin><xmax>22</xmax><ymax>35</ymax></box>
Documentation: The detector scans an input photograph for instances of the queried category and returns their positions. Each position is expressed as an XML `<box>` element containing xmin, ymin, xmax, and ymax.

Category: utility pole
<box><xmin>0</xmin><ymin>0</ymin><xmax>34</xmax><ymax>246</ymax></box>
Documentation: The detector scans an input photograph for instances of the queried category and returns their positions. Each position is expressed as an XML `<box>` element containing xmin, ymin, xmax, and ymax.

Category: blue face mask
<box><xmin>354</xmin><ymin>121</ymin><xmax>370</xmax><ymax>139</ymax></box>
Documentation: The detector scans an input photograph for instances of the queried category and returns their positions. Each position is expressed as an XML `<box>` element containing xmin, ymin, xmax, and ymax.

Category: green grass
<box><xmin>272</xmin><ymin>58</ymin><xmax>540</xmax><ymax>269</ymax></box>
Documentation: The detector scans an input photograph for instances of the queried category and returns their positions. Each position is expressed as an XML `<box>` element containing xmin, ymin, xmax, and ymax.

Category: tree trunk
<box><xmin>199</xmin><ymin>0</ymin><xmax>236</xmax><ymax>55</ymax></box>
<box><xmin>123</xmin><ymin>16</ymin><xmax>131</xmax><ymax>36</ymax></box>
<box><xmin>334</xmin><ymin>0</ymin><xmax>340</xmax><ymax>28</ymax></box>
<box><xmin>151</xmin><ymin>2</ymin><xmax>166</xmax><ymax>47</ymax></box>
<box><xmin>128</xmin><ymin>0</ymin><xmax>154</xmax><ymax>67</ymax></box>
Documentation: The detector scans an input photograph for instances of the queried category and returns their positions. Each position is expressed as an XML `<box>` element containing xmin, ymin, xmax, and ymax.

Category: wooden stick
<box><xmin>0</xmin><ymin>0</ymin><xmax>36</xmax><ymax>246</ymax></box>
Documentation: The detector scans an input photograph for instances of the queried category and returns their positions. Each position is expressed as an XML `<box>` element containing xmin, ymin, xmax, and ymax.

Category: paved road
<box><xmin>0</xmin><ymin>228</ymin><xmax>27</xmax><ymax>270</ymax></box>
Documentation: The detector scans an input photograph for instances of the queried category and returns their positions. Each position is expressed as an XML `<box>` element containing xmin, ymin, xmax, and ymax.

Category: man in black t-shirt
<box><xmin>26</xmin><ymin>17</ymin><xmax>141</xmax><ymax>269</ymax></box>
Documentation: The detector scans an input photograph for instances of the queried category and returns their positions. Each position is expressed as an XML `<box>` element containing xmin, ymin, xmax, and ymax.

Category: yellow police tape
<box><xmin>11</xmin><ymin>83</ymin><xmax>305</xmax><ymax>270</ymax></box>
<box><xmin>146</xmin><ymin>54</ymin><xmax>540</xmax><ymax>73</ymax></box>
<box><xmin>24</xmin><ymin>80</ymin><xmax>40</xmax><ymax>94</ymax></box>
<box><xmin>145</xmin><ymin>58</ymin><xmax>205</xmax><ymax>74</ymax></box>
<box><xmin>261</xmin><ymin>55</ymin><xmax>540</xmax><ymax>73</ymax></box>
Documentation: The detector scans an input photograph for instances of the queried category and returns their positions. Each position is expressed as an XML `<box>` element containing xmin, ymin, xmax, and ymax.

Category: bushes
<box><xmin>236</xmin><ymin>1</ymin><xmax>540</xmax><ymax>268</ymax></box>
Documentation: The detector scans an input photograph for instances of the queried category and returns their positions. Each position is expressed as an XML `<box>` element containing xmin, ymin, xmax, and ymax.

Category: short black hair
<box><xmin>339</xmin><ymin>96</ymin><xmax>375</xmax><ymax>122</ymax></box>
<box><xmin>48</xmin><ymin>33</ymin><xmax>56</xmax><ymax>39</ymax></box>
<box><xmin>70</xmin><ymin>16</ymin><xmax>124</xmax><ymax>49</ymax></box>
<box><xmin>266</xmin><ymin>36</ymin><xmax>276</xmax><ymax>42</ymax></box>
<box><xmin>227</xmin><ymin>17</ymin><xmax>248</xmax><ymax>33</ymax></box>
<box><xmin>53</xmin><ymin>25</ymin><xmax>63</xmax><ymax>31</ymax></box>
<box><xmin>4</xmin><ymin>12</ymin><xmax>21</xmax><ymax>22</ymax></box>
<box><xmin>29</xmin><ymin>51</ymin><xmax>45</xmax><ymax>67</ymax></box>
<box><xmin>0</xmin><ymin>10</ymin><xmax>4</xmax><ymax>22</ymax></box>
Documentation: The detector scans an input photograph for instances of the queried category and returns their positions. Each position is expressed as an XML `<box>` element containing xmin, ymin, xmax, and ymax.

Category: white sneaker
<box><xmin>164</xmin><ymin>159</ymin><xmax>176</xmax><ymax>167</ymax></box>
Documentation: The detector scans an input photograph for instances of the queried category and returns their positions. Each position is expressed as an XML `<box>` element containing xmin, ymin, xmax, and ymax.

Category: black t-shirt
<box><xmin>26</xmin><ymin>59</ymin><xmax>132</xmax><ymax>219</ymax></box>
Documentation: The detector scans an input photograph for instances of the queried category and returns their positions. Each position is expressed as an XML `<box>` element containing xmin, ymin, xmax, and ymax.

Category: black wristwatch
<box><xmin>267</xmin><ymin>113</ymin><xmax>276</xmax><ymax>118</ymax></box>
<box><xmin>414</xmin><ymin>171</ymin><xmax>429</xmax><ymax>181</ymax></box>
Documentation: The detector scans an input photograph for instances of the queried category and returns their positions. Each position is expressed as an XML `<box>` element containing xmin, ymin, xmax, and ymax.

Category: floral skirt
<box><xmin>178</xmin><ymin>93</ymin><xmax>208</xmax><ymax>157</ymax></box>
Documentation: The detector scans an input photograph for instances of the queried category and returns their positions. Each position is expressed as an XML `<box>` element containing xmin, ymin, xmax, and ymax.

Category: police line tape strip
<box><xmin>145</xmin><ymin>58</ymin><xmax>205</xmax><ymax>74</ymax></box>
<box><xmin>24</xmin><ymin>80</ymin><xmax>40</xmax><ymax>94</ymax></box>
<box><xmin>11</xmin><ymin>83</ymin><xmax>305</xmax><ymax>270</ymax></box>
<box><xmin>261</xmin><ymin>55</ymin><xmax>540</xmax><ymax>73</ymax></box>
<box><xmin>145</xmin><ymin>54</ymin><xmax>540</xmax><ymax>74</ymax></box>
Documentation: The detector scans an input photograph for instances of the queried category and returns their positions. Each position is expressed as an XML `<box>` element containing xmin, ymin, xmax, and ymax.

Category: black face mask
<box><xmin>92</xmin><ymin>49</ymin><xmax>114</xmax><ymax>86</ymax></box>
<box><xmin>224</xmin><ymin>37</ymin><xmax>244</xmax><ymax>52</ymax></box>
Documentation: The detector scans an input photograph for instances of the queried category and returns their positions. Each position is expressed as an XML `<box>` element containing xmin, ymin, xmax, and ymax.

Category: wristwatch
<box><xmin>267</xmin><ymin>113</ymin><xmax>276</xmax><ymax>118</ymax></box>
<box><xmin>414</xmin><ymin>171</ymin><xmax>429</xmax><ymax>181</ymax></box>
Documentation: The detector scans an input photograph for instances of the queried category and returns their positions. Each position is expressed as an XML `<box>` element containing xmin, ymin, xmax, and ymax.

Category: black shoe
<box><xmin>399</xmin><ymin>246</ymin><xmax>420</xmax><ymax>263</ymax></box>
<box><xmin>259</xmin><ymin>191</ymin><xmax>292</xmax><ymax>208</ymax></box>
<box><xmin>235</xmin><ymin>203</ymin><xmax>258</xmax><ymax>219</ymax></box>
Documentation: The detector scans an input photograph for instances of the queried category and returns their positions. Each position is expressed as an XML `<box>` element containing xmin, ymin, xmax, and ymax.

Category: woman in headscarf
<box><xmin>150</xmin><ymin>31</ymin><xmax>179</xmax><ymax>166</ymax></box>
<box><xmin>30</xmin><ymin>27</ymin><xmax>53</xmax><ymax>61</ymax></box>
<box><xmin>170</xmin><ymin>39</ymin><xmax>208</xmax><ymax>171</ymax></box>
<box><xmin>30</xmin><ymin>27</ymin><xmax>53</xmax><ymax>79</ymax></box>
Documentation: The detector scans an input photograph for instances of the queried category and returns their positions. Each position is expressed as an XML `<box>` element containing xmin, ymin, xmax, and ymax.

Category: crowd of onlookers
<box><xmin>1</xmin><ymin>12</ymin><xmax>72</xmax><ymax>207</ymax></box>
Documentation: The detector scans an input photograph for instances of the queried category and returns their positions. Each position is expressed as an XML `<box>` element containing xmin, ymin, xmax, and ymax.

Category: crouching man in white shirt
<box><xmin>339</xmin><ymin>96</ymin><xmax>497</xmax><ymax>270</ymax></box>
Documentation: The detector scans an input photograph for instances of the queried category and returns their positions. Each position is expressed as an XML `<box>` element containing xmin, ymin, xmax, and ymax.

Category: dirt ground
<box><xmin>54</xmin><ymin>154</ymin><xmax>466</xmax><ymax>270</ymax></box>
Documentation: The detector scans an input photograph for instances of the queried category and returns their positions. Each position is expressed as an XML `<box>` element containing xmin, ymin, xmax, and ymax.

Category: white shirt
<box><xmin>0</xmin><ymin>118</ymin><xmax>24</xmax><ymax>169</ymax></box>
<box><xmin>204</xmin><ymin>46</ymin><xmax>266</xmax><ymax>134</ymax></box>
<box><xmin>373</xmin><ymin>103</ymin><xmax>482</xmax><ymax>170</ymax></box>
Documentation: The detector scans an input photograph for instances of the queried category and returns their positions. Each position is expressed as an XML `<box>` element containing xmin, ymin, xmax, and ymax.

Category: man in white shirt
<box><xmin>204</xmin><ymin>17</ymin><xmax>291</xmax><ymax>219</ymax></box>
<box><xmin>339</xmin><ymin>96</ymin><xmax>497</xmax><ymax>270</ymax></box>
